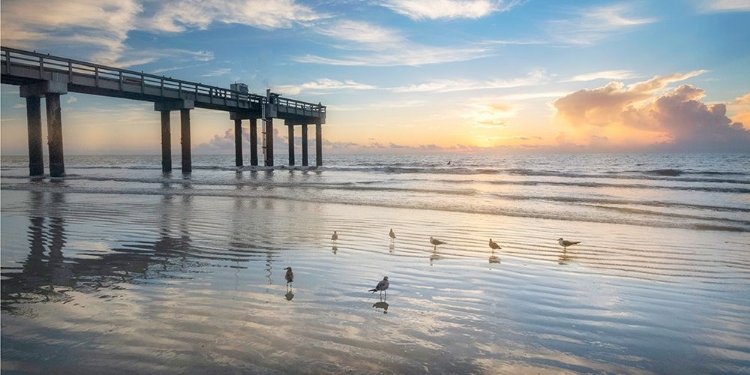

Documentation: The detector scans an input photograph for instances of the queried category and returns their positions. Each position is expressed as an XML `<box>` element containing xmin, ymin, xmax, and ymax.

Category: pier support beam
<box><xmin>287</xmin><ymin>123</ymin><xmax>295</xmax><ymax>166</ymax></box>
<box><xmin>234</xmin><ymin>118</ymin><xmax>243</xmax><ymax>167</ymax></box>
<box><xmin>250</xmin><ymin>118</ymin><xmax>258</xmax><ymax>166</ymax></box>
<box><xmin>180</xmin><ymin>109</ymin><xmax>192</xmax><ymax>174</ymax></box>
<box><xmin>301</xmin><ymin>124</ymin><xmax>309</xmax><ymax>167</ymax></box>
<box><xmin>160</xmin><ymin>111</ymin><xmax>172</xmax><ymax>172</ymax></box>
<box><xmin>264</xmin><ymin>118</ymin><xmax>274</xmax><ymax>167</ymax></box>
<box><xmin>25</xmin><ymin>96</ymin><xmax>44</xmax><ymax>176</ymax></box>
<box><xmin>315</xmin><ymin>120</ymin><xmax>323</xmax><ymax>167</ymax></box>
<box><xmin>20</xmin><ymin>77</ymin><xmax>68</xmax><ymax>177</ymax></box>
<box><xmin>155</xmin><ymin>100</ymin><xmax>194</xmax><ymax>174</ymax></box>
<box><xmin>45</xmin><ymin>94</ymin><xmax>65</xmax><ymax>177</ymax></box>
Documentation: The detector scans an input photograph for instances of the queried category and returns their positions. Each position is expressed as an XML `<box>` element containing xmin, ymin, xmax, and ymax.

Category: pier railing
<box><xmin>1</xmin><ymin>46</ymin><xmax>325</xmax><ymax>119</ymax></box>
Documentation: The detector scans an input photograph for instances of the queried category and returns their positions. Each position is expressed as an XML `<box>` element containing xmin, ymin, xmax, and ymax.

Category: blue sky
<box><xmin>2</xmin><ymin>0</ymin><xmax>750</xmax><ymax>155</ymax></box>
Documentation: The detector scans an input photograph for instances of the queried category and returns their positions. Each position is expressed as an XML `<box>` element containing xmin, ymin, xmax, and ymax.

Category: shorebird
<box><xmin>430</xmin><ymin>236</ymin><xmax>446</xmax><ymax>250</ymax></box>
<box><xmin>284</xmin><ymin>267</ymin><xmax>294</xmax><ymax>286</ymax></box>
<box><xmin>558</xmin><ymin>238</ymin><xmax>580</xmax><ymax>251</ymax></box>
<box><xmin>389</xmin><ymin>228</ymin><xmax>396</xmax><ymax>242</ymax></box>
<box><xmin>331</xmin><ymin>231</ymin><xmax>338</xmax><ymax>243</ymax></box>
<box><xmin>369</xmin><ymin>276</ymin><xmax>389</xmax><ymax>297</ymax></box>
<box><xmin>489</xmin><ymin>238</ymin><xmax>501</xmax><ymax>251</ymax></box>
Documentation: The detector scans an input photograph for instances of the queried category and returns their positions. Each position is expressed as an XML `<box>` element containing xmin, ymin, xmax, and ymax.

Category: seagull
<box><xmin>489</xmin><ymin>238</ymin><xmax>501</xmax><ymax>251</ymax></box>
<box><xmin>430</xmin><ymin>236</ymin><xmax>446</xmax><ymax>249</ymax></box>
<box><xmin>558</xmin><ymin>238</ymin><xmax>580</xmax><ymax>251</ymax></box>
<box><xmin>331</xmin><ymin>231</ymin><xmax>338</xmax><ymax>243</ymax></box>
<box><xmin>389</xmin><ymin>228</ymin><xmax>396</xmax><ymax>241</ymax></box>
<box><xmin>369</xmin><ymin>276</ymin><xmax>389</xmax><ymax>296</ymax></box>
<box><xmin>284</xmin><ymin>267</ymin><xmax>294</xmax><ymax>286</ymax></box>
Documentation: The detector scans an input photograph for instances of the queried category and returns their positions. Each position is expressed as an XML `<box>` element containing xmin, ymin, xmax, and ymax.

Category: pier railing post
<box><xmin>25</xmin><ymin>96</ymin><xmax>44</xmax><ymax>176</ymax></box>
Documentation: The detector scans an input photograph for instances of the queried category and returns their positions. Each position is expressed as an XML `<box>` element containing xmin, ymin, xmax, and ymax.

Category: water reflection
<box><xmin>489</xmin><ymin>254</ymin><xmax>501</xmax><ymax>265</ymax></box>
<box><xmin>332</xmin><ymin>245</ymin><xmax>338</xmax><ymax>254</ymax></box>
<box><xmin>373</xmin><ymin>301</ymin><xmax>389</xmax><ymax>314</ymax></box>
<box><xmin>388</xmin><ymin>243</ymin><xmax>395</xmax><ymax>253</ymax></box>
<box><xmin>285</xmin><ymin>291</ymin><xmax>294</xmax><ymax>301</ymax></box>
<box><xmin>558</xmin><ymin>252</ymin><xmax>574</xmax><ymax>265</ymax></box>
<box><xmin>429</xmin><ymin>249</ymin><xmax>443</xmax><ymax>266</ymax></box>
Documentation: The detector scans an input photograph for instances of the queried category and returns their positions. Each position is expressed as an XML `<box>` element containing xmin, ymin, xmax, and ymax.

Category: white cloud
<box><xmin>142</xmin><ymin>0</ymin><xmax>327</xmax><ymax>32</ymax></box>
<box><xmin>379</xmin><ymin>0</ymin><xmax>524</xmax><ymax>20</ymax></box>
<box><xmin>274</xmin><ymin>79</ymin><xmax>377</xmax><ymax>95</ymax></box>
<box><xmin>566</xmin><ymin>70</ymin><xmax>637</xmax><ymax>82</ymax></box>
<box><xmin>698</xmin><ymin>0</ymin><xmax>750</xmax><ymax>12</ymax></box>
<box><xmin>202</xmin><ymin>68</ymin><xmax>232</xmax><ymax>77</ymax></box>
<box><xmin>546</xmin><ymin>4</ymin><xmax>656</xmax><ymax>45</ymax></box>
<box><xmin>392</xmin><ymin>69</ymin><xmax>549</xmax><ymax>93</ymax></box>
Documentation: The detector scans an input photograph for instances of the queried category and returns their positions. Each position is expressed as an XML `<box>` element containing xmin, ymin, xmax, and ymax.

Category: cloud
<box><xmin>554</xmin><ymin>74</ymin><xmax>750</xmax><ymax>152</ymax></box>
<box><xmin>275</xmin><ymin>78</ymin><xmax>377</xmax><ymax>95</ymax></box>
<box><xmin>142</xmin><ymin>0</ymin><xmax>327</xmax><ymax>32</ymax></box>
<box><xmin>297</xmin><ymin>20</ymin><xmax>491</xmax><ymax>66</ymax></box>
<box><xmin>378</xmin><ymin>0</ymin><xmax>524</xmax><ymax>20</ymax></box>
<box><xmin>202</xmin><ymin>68</ymin><xmax>232</xmax><ymax>77</ymax></box>
<box><xmin>1</xmin><ymin>0</ymin><xmax>142</xmax><ymax>66</ymax></box>
<box><xmin>392</xmin><ymin>69</ymin><xmax>549</xmax><ymax>93</ymax></box>
<box><xmin>546</xmin><ymin>4</ymin><xmax>656</xmax><ymax>45</ymax></box>
<box><xmin>566</xmin><ymin>70</ymin><xmax>637</xmax><ymax>82</ymax></box>
<box><xmin>698</xmin><ymin>0</ymin><xmax>750</xmax><ymax>12</ymax></box>
<box><xmin>67</xmin><ymin>96</ymin><xmax>78</xmax><ymax>104</ymax></box>
<box><xmin>554</xmin><ymin>70</ymin><xmax>707</xmax><ymax>126</ymax></box>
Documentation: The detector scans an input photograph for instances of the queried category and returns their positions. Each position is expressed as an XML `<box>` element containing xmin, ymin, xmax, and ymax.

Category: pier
<box><xmin>1</xmin><ymin>46</ymin><xmax>326</xmax><ymax>177</ymax></box>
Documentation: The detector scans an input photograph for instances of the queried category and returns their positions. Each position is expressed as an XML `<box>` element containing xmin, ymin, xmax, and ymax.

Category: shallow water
<box><xmin>2</xmin><ymin>154</ymin><xmax>750</xmax><ymax>374</ymax></box>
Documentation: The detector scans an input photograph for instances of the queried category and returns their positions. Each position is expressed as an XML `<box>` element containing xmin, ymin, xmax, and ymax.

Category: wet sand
<box><xmin>2</xmin><ymin>189</ymin><xmax>750</xmax><ymax>374</ymax></box>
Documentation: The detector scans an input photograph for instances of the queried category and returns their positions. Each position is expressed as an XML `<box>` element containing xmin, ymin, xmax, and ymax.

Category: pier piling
<box><xmin>25</xmin><ymin>96</ymin><xmax>44</xmax><ymax>176</ymax></box>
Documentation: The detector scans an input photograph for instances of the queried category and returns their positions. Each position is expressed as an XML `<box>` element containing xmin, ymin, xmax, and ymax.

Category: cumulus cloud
<box><xmin>379</xmin><ymin>0</ymin><xmax>524</xmax><ymax>20</ymax></box>
<box><xmin>554</xmin><ymin>74</ymin><xmax>750</xmax><ymax>152</ymax></box>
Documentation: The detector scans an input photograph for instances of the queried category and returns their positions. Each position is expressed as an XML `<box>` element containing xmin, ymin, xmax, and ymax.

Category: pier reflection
<box><xmin>0</xmin><ymin>191</ymin><xmax>285</xmax><ymax>313</ymax></box>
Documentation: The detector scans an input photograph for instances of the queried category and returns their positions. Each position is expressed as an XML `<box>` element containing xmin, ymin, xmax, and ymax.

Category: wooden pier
<box><xmin>1</xmin><ymin>46</ymin><xmax>326</xmax><ymax>177</ymax></box>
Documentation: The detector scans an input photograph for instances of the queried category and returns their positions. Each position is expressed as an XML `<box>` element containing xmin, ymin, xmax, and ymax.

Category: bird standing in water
<box><xmin>284</xmin><ymin>267</ymin><xmax>294</xmax><ymax>288</ymax></box>
<box><xmin>558</xmin><ymin>238</ymin><xmax>580</xmax><ymax>251</ymax></box>
<box><xmin>369</xmin><ymin>276</ymin><xmax>389</xmax><ymax>297</ymax></box>
<box><xmin>389</xmin><ymin>228</ymin><xmax>396</xmax><ymax>242</ymax></box>
<box><xmin>430</xmin><ymin>236</ymin><xmax>446</xmax><ymax>250</ymax></box>
<box><xmin>331</xmin><ymin>231</ymin><xmax>338</xmax><ymax>243</ymax></box>
<box><xmin>489</xmin><ymin>238</ymin><xmax>501</xmax><ymax>251</ymax></box>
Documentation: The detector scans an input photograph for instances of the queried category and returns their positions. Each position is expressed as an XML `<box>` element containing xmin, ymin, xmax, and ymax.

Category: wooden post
<box><xmin>161</xmin><ymin>111</ymin><xmax>172</xmax><ymax>172</ymax></box>
<box><xmin>301</xmin><ymin>124</ymin><xmax>309</xmax><ymax>167</ymax></box>
<box><xmin>45</xmin><ymin>93</ymin><xmax>65</xmax><ymax>177</ymax></box>
<box><xmin>250</xmin><ymin>118</ymin><xmax>258</xmax><ymax>166</ymax></box>
<box><xmin>234</xmin><ymin>118</ymin><xmax>243</xmax><ymax>167</ymax></box>
<box><xmin>26</xmin><ymin>96</ymin><xmax>44</xmax><ymax>176</ymax></box>
<box><xmin>315</xmin><ymin>120</ymin><xmax>322</xmax><ymax>167</ymax></box>
<box><xmin>264</xmin><ymin>117</ymin><xmax>274</xmax><ymax>166</ymax></box>
<box><xmin>288</xmin><ymin>124</ymin><xmax>295</xmax><ymax>166</ymax></box>
<box><xmin>180</xmin><ymin>108</ymin><xmax>191</xmax><ymax>173</ymax></box>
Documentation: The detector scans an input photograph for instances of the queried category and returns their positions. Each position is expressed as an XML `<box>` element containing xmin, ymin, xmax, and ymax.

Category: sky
<box><xmin>2</xmin><ymin>0</ymin><xmax>750</xmax><ymax>155</ymax></box>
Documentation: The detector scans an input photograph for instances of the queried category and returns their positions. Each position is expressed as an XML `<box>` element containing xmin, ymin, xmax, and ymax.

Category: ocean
<box><xmin>2</xmin><ymin>153</ymin><xmax>749</xmax><ymax>374</ymax></box>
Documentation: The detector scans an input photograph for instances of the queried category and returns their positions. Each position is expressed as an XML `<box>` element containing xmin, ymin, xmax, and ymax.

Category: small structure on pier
<box><xmin>1</xmin><ymin>46</ymin><xmax>326</xmax><ymax>177</ymax></box>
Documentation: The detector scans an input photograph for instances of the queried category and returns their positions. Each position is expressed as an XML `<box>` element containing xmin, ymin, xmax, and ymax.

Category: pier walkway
<box><xmin>1</xmin><ymin>46</ymin><xmax>326</xmax><ymax>176</ymax></box>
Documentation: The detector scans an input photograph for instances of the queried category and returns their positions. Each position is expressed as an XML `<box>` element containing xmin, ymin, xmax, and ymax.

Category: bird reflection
<box><xmin>558</xmin><ymin>252</ymin><xmax>573</xmax><ymax>265</ymax></box>
<box><xmin>332</xmin><ymin>245</ymin><xmax>338</xmax><ymax>254</ymax></box>
<box><xmin>388</xmin><ymin>243</ymin><xmax>395</xmax><ymax>253</ymax></box>
<box><xmin>285</xmin><ymin>290</ymin><xmax>295</xmax><ymax>301</ymax></box>
<box><xmin>429</xmin><ymin>249</ymin><xmax>443</xmax><ymax>266</ymax></box>
<box><xmin>373</xmin><ymin>301</ymin><xmax>389</xmax><ymax>314</ymax></box>
<box><xmin>489</xmin><ymin>255</ymin><xmax>501</xmax><ymax>264</ymax></box>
